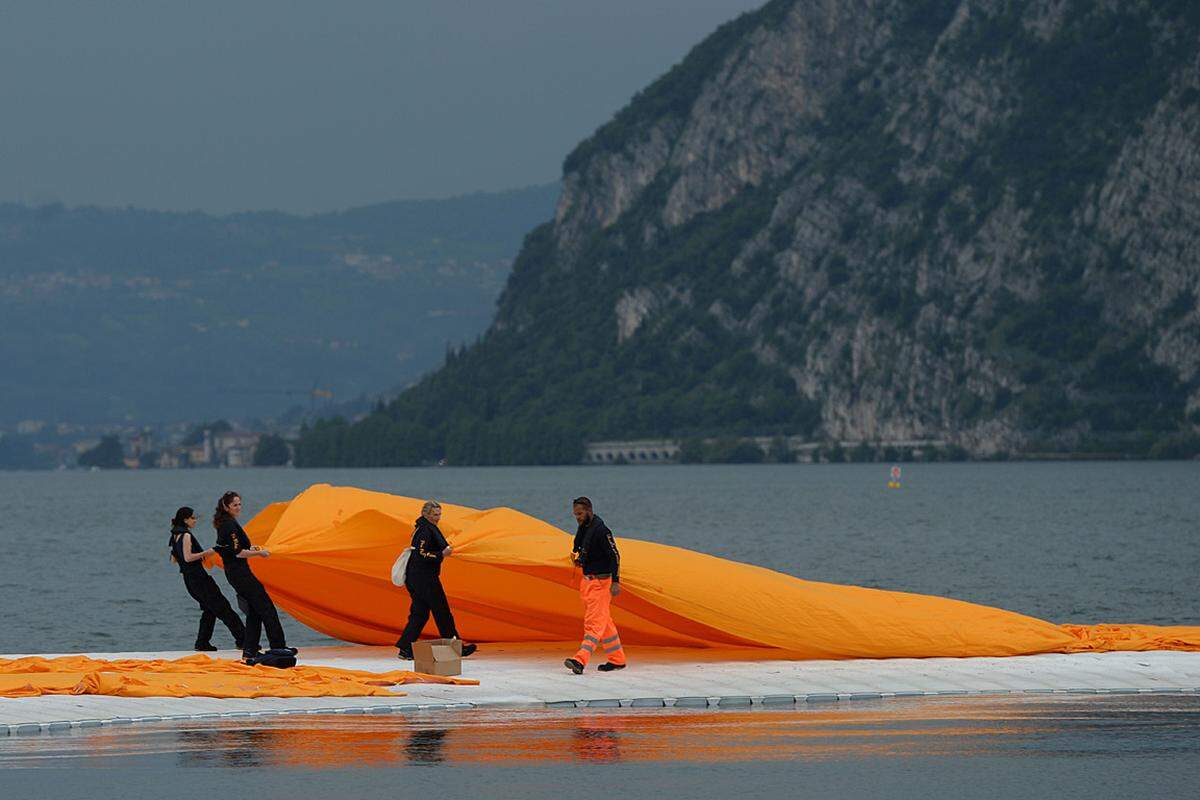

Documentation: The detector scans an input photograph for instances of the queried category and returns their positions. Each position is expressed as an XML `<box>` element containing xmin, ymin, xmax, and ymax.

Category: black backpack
<box><xmin>250</xmin><ymin>649</ymin><xmax>296</xmax><ymax>669</ymax></box>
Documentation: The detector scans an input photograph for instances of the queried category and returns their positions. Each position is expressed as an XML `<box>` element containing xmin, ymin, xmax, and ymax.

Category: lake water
<box><xmin>1</xmin><ymin>462</ymin><xmax>1196</xmax><ymax>653</ymax></box>
<box><xmin>1</xmin><ymin>696</ymin><xmax>1198</xmax><ymax>797</ymax></box>
<box><xmin>1</xmin><ymin>462</ymin><xmax>1197</xmax><ymax>796</ymax></box>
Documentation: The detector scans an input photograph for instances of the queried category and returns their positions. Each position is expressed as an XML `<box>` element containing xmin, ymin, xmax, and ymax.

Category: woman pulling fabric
<box><xmin>169</xmin><ymin>506</ymin><xmax>245</xmax><ymax>651</ymax></box>
<box><xmin>395</xmin><ymin>500</ymin><xmax>477</xmax><ymax>661</ymax></box>
<box><xmin>212</xmin><ymin>491</ymin><xmax>296</xmax><ymax>664</ymax></box>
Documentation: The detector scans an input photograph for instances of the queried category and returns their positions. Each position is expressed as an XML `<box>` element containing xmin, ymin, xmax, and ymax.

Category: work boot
<box><xmin>597</xmin><ymin>663</ymin><xmax>626</xmax><ymax>672</ymax></box>
<box><xmin>564</xmin><ymin>658</ymin><xmax>584</xmax><ymax>675</ymax></box>
<box><xmin>461</xmin><ymin>643</ymin><xmax>477</xmax><ymax>658</ymax></box>
<box><xmin>397</xmin><ymin>645</ymin><xmax>414</xmax><ymax>660</ymax></box>
<box><xmin>194</xmin><ymin>642</ymin><xmax>218</xmax><ymax>652</ymax></box>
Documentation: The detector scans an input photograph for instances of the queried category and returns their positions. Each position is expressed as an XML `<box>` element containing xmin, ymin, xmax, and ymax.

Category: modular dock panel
<box><xmin>3</xmin><ymin>644</ymin><xmax>1199</xmax><ymax>734</ymax></box>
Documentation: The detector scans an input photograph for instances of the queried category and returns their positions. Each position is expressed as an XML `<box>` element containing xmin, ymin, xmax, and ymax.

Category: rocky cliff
<box><xmin>299</xmin><ymin>0</ymin><xmax>1200</xmax><ymax>465</ymax></box>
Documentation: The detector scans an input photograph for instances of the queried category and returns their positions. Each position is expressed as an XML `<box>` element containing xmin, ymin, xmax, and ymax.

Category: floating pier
<box><xmin>3</xmin><ymin>644</ymin><xmax>1199</xmax><ymax>735</ymax></box>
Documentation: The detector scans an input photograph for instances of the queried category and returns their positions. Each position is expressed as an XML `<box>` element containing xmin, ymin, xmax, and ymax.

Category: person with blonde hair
<box><xmin>395</xmin><ymin>500</ymin><xmax>477</xmax><ymax>660</ymax></box>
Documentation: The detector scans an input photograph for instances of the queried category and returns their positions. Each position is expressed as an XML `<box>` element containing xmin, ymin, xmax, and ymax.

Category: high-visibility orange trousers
<box><xmin>573</xmin><ymin>576</ymin><xmax>626</xmax><ymax>667</ymax></box>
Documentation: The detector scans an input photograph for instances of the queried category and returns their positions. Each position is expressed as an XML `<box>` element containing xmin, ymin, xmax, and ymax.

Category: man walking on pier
<box><xmin>565</xmin><ymin>497</ymin><xmax>626</xmax><ymax>674</ymax></box>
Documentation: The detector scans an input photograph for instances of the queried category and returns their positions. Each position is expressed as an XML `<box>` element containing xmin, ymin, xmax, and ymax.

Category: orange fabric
<box><xmin>574</xmin><ymin>577</ymin><xmax>625</xmax><ymax>666</ymax></box>
<box><xmin>234</xmin><ymin>484</ymin><xmax>1200</xmax><ymax>659</ymax></box>
<box><xmin>0</xmin><ymin>655</ymin><xmax>476</xmax><ymax>699</ymax></box>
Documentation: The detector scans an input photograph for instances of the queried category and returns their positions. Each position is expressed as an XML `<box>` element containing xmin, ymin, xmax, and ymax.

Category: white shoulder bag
<box><xmin>390</xmin><ymin>547</ymin><xmax>413</xmax><ymax>588</ymax></box>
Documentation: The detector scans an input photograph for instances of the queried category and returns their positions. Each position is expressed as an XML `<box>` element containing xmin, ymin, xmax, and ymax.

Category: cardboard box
<box><xmin>412</xmin><ymin>638</ymin><xmax>463</xmax><ymax>676</ymax></box>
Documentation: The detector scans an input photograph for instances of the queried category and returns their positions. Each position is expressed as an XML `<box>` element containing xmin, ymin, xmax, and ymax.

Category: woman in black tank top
<box><xmin>169</xmin><ymin>506</ymin><xmax>245</xmax><ymax>651</ymax></box>
<box><xmin>211</xmin><ymin>491</ymin><xmax>295</xmax><ymax>664</ymax></box>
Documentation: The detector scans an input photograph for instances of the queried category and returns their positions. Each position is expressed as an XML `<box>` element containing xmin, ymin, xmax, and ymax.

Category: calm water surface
<box><xmin>0</xmin><ymin>462</ymin><xmax>1196</xmax><ymax>652</ymax></box>
<box><xmin>1</xmin><ymin>463</ymin><xmax>1197</xmax><ymax>796</ymax></box>
<box><xmin>1</xmin><ymin>697</ymin><xmax>1198</xmax><ymax>798</ymax></box>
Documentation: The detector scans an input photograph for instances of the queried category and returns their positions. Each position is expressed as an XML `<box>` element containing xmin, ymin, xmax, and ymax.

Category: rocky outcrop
<box><xmin>526</xmin><ymin>0</ymin><xmax>1200</xmax><ymax>455</ymax></box>
<box><xmin>307</xmin><ymin>0</ymin><xmax>1200</xmax><ymax>466</ymax></box>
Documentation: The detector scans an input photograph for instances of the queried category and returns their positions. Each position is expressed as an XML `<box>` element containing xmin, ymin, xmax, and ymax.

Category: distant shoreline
<box><xmin>7</xmin><ymin>451</ymin><xmax>1198</xmax><ymax>473</ymax></box>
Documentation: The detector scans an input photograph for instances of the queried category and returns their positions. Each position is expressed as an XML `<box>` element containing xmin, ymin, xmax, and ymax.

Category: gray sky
<box><xmin>0</xmin><ymin>0</ymin><xmax>764</xmax><ymax>213</ymax></box>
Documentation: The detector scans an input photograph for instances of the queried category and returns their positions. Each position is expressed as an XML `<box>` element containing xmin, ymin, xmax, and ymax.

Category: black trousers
<box><xmin>229</xmin><ymin>571</ymin><xmax>287</xmax><ymax>656</ymax></box>
<box><xmin>396</xmin><ymin>570</ymin><xmax>458</xmax><ymax>648</ymax></box>
<box><xmin>182</xmin><ymin>570</ymin><xmax>245</xmax><ymax>647</ymax></box>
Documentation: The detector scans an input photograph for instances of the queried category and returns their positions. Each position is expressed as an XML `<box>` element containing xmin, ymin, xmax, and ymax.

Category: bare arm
<box><xmin>238</xmin><ymin>546</ymin><xmax>269</xmax><ymax>559</ymax></box>
<box><xmin>182</xmin><ymin>533</ymin><xmax>212</xmax><ymax>563</ymax></box>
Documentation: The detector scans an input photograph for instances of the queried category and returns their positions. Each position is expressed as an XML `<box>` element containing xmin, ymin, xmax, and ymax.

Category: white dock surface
<box><xmin>3</xmin><ymin>643</ymin><xmax>1199</xmax><ymax>734</ymax></box>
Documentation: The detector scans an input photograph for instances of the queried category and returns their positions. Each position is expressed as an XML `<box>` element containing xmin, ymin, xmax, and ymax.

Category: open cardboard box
<box><xmin>412</xmin><ymin>637</ymin><xmax>463</xmax><ymax>676</ymax></box>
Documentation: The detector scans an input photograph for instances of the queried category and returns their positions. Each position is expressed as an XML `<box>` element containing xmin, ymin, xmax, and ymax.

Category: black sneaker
<box><xmin>194</xmin><ymin>643</ymin><xmax>218</xmax><ymax>652</ymax></box>
<box><xmin>461</xmin><ymin>643</ymin><xmax>477</xmax><ymax>658</ymax></box>
<box><xmin>242</xmin><ymin>652</ymin><xmax>263</xmax><ymax>665</ymax></box>
<box><xmin>597</xmin><ymin>663</ymin><xmax>626</xmax><ymax>672</ymax></box>
<box><xmin>397</xmin><ymin>646</ymin><xmax>414</xmax><ymax>660</ymax></box>
<box><xmin>564</xmin><ymin>658</ymin><xmax>584</xmax><ymax>675</ymax></box>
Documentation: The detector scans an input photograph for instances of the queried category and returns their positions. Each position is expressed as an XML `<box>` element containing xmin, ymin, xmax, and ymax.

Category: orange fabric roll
<box><xmin>236</xmin><ymin>484</ymin><xmax>1200</xmax><ymax>659</ymax></box>
<box><xmin>0</xmin><ymin>654</ymin><xmax>476</xmax><ymax>699</ymax></box>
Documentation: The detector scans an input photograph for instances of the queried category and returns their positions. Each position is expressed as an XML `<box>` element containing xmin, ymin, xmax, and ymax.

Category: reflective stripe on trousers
<box><xmin>573</xmin><ymin>576</ymin><xmax>626</xmax><ymax>666</ymax></box>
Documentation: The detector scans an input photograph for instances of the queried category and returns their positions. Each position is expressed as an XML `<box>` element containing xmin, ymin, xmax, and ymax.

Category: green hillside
<box><xmin>0</xmin><ymin>184</ymin><xmax>558</xmax><ymax>425</ymax></box>
<box><xmin>297</xmin><ymin>1</ymin><xmax>1200</xmax><ymax>465</ymax></box>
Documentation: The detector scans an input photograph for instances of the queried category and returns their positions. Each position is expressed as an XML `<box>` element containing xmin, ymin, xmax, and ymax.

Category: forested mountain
<box><xmin>296</xmin><ymin>0</ymin><xmax>1200</xmax><ymax>466</ymax></box>
<box><xmin>0</xmin><ymin>184</ymin><xmax>558</xmax><ymax>425</ymax></box>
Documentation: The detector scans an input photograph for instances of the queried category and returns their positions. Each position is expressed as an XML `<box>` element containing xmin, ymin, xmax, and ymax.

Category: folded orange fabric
<box><xmin>237</xmin><ymin>484</ymin><xmax>1200</xmax><ymax>659</ymax></box>
<box><xmin>0</xmin><ymin>654</ymin><xmax>476</xmax><ymax>699</ymax></box>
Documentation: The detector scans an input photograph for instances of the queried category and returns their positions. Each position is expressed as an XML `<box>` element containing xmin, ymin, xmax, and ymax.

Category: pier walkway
<box><xmin>3</xmin><ymin>644</ymin><xmax>1199</xmax><ymax>735</ymax></box>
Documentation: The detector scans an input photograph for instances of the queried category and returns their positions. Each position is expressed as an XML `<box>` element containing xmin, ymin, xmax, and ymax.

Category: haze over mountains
<box><xmin>0</xmin><ymin>184</ymin><xmax>558</xmax><ymax>426</ymax></box>
<box><xmin>297</xmin><ymin>0</ymin><xmax>1200</xmax><ymax>465</ymax></box>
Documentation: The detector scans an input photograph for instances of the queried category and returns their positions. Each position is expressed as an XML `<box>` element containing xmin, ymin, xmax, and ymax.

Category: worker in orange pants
<box><xmin>565</xmin><ymin>496</ymin><xmax>626</xmax><ymax>674</ymax></box>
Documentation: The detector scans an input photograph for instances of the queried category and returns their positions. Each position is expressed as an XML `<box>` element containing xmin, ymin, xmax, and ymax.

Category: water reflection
<box><xmin>1</xmin><ymin>696</ymin><xmax>1197</xmax><ymax>769</ymax></box>
<box><xmin>571</xmin><ymin>718</ymin><xmax>621</xmax><ymax>763</ymax></box>
<box><xmin>407</xmin><ymin>728</ymin><xmax>449</xmax><ymax>765</ymax></box>
<box><xmin>177</xmin><ymin>728</ymin><xmax>272</xmax><ymax>768</ymax></box>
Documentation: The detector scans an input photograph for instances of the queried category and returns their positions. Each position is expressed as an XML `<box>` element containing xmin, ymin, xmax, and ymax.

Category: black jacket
<box><xmin>407</xmin><ymin>517</ymin><xmax>450</xmax><ymax>578</ymax></box>
<box><xmin>213</xmin><ymin>517</ymin><xmax>259</xmax><ymax>585</ymax></box>
<box><xmin>572</xmin><ymin>514</ymin><xmax>620</xmax><ymax>581</ymax></box>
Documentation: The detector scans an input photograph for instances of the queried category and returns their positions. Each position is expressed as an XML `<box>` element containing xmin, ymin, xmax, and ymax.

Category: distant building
<box><xmin>157</xmin><ymin>449</ymin><xmax>184</xmax><ymax>469</ymax></box>
<box><xmin>51</xmin><ymin>423</ymin><xmax>285</xmax><ymax>470</ymax></box>
<box><xmin>583</xmin><ymin>440</ymin><xmax>681</xmax><ymax>464</ymax></box>
<box><xmin>212</xmin><ymin>430</ymin><xmax>260</xmax><ymax>467</ymax></box>
<box><xmin>185</xmin><ymin>430</ymin><xmax>215</xmax><ymax>466</ymax></box>
<box><xmin>582</xmin><ymin>436</ymin><xmax>949</xmax><ymax>464</ymax></box>
<box><xmin>126</xmin><ymin>430</ymin><xmax>156</xmax><ymax>463</ymax></box>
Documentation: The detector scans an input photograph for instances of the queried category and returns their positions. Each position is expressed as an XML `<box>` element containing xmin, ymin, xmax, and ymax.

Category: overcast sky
<box><xmin>0</xmin><ymin>1</ymin><xmax>764</xmax><ymax>214</ymax></box>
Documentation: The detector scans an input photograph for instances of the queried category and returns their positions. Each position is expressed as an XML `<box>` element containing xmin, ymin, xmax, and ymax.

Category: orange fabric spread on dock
<box><xmin>238</xmin><ymin>484</ymin><xmax>1200</xmax><ymax>659</ymax></box>
<box><xmin>0</xmin><ymin>655</ymin><xmax>476</xmax><ymax>699</ymax></box>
